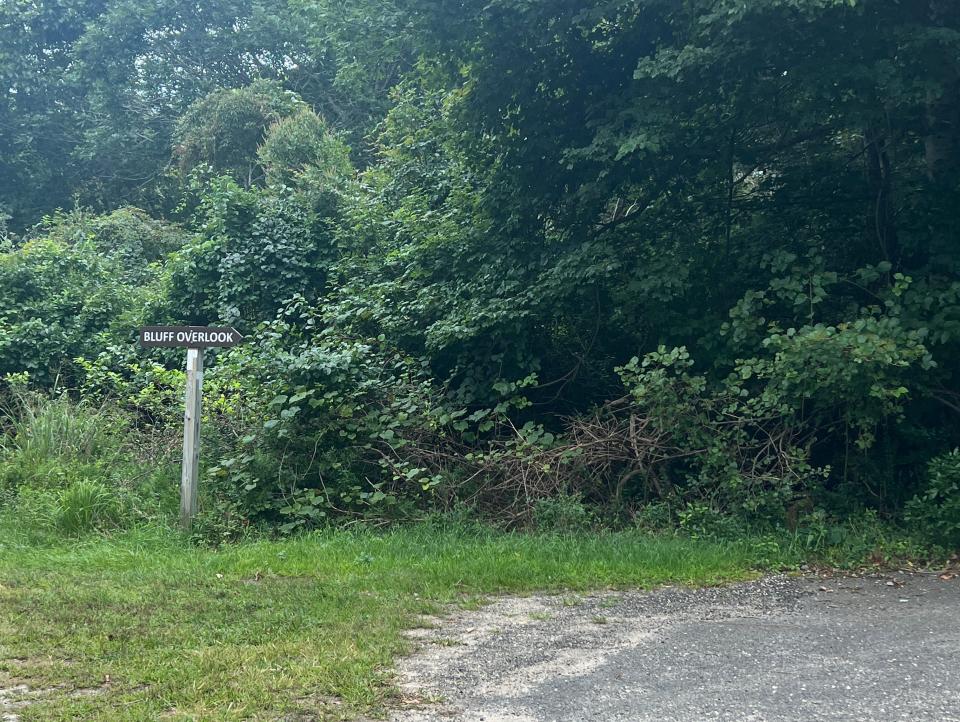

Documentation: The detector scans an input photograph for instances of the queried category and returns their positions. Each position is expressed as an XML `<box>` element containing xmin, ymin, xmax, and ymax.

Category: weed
<box><xmin>532</xmin><ymin>494</ymin><xmax>595</xmax><ymax>533</ymax></box>
<box><xmin>54</xmin><ymin>480</ymin><xmax>128</xmax><ymax>534</ymax></box>
<box><xmin>458</xmin><ymin>595</ymin><xmax>491</xmax><ymax>611</ymax></box>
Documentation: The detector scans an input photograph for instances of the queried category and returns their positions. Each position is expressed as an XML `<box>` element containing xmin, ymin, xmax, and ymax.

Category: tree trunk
<box><xmin>865</xmin><ymin>127</ymin><xmax>899</xmax><ymax>268</ymax></box>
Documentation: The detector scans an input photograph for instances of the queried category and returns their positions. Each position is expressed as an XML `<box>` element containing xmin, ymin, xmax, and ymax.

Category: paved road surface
<box><xmin>390</xmin><ymin>573</ymin><xmax>959</xmax><ymax>722</ymax></box>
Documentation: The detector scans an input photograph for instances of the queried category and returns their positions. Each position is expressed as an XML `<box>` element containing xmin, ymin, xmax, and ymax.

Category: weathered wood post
<box><xmin>180</xmin><ymin>347</ymin><xmax>204</xmax><ymax>531</ymax></box>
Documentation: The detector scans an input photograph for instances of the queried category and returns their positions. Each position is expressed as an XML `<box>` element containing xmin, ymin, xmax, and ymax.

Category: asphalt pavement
<box><xmin>389</xmin><ymin>573</ymin><xmax>960</xmax><ymax>722</ymax></box>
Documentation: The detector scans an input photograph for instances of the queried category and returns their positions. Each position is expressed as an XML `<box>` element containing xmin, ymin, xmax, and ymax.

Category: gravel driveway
<box><xmin>389</xmin><ymin>573</ymin><xmax>959</xmax><ymax>722</ymax></box>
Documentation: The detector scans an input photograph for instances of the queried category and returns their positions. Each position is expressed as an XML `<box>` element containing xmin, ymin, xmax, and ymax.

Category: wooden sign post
<box><xmin>181</xmin><ymin>348</ymin><xmax>203</xmax><ymax>529</ymax></box>
<box><xmin>140</xmin><ymin>326</ymin><xmax>243</xmax><ymax>531</ymax></box>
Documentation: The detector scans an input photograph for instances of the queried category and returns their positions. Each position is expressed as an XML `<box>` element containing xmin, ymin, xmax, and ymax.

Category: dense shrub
<box><xmin>201</xmin><ymin>294</ymin><xmax>493</xmax><ymax>536</ymax></box>
<box><xmin>258</xmin><ymin>108</ymin><xmax>353</xmax><ymax>194</ymax></box>
<box><xmin>172</xmin><ymin>80</ymin><xmax>304</xmax><ymax>185</ymax></box>
<box><xmin>0</xmin><ymin>208</ymin><xmax>180</xmax><ymax>385</ymax></box>
<box><xmin>42</xmin><ymin>207</ymin><xmax>187</xmax><ymax>280</ymax></box>
<box><xmin>532</xmin><ymin>494</ymin><xmax>596</xmax><ymax>534</ymax></box>
<box><xmin>159</xmin><ymin>178</ymin><xmax>341</xmax><ymax>329</ymax></box>
<box><xmin>905</xmin><ymin>450</ymin><xmax>960</xmax><ymax>549</ymax></box>
<box><xmin>0</xmin><ymin>240</ymin><xmax>138</xmax><ymax>383</ymax></box>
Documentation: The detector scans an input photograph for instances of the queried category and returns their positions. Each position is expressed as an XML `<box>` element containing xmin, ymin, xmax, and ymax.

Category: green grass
<box><xmin>0</xmin><ymin>519</ymin><xmax>771</xmax><ymax>721</ymax></box>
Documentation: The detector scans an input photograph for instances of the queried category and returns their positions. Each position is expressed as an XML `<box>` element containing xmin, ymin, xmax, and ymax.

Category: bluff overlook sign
<box><xmin>139</xmin><ymin>325</ymin><xmax>243</xmax><ymax>348</ymax></box>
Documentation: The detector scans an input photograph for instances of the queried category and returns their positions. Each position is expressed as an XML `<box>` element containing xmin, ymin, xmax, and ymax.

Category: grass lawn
<box><xmin>0</xmin><ymin>520</ymin><xmax>771</xmax><ymax>720</ymax></box>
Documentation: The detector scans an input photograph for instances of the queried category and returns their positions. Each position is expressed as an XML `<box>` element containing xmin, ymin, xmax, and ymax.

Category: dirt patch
<box><xmin>1</xmin><ymin>681</ymin><xmax>107</xmax><ymax>721</ymax></box>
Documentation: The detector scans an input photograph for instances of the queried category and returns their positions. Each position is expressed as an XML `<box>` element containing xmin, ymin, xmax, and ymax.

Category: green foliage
<box><xmin>678</xmin><ymin>503</ymin><xmax>744</xmax><ymax>541</ymax></box>
<box><xmin>161</xmin><ymin>179</ymin><xmax>337</xmax><ymax>327</ymax></box>
<box><xmin>291</xmin><ymin>0</ymin><xmax>415</xmax><ymax>153</ymax></box>
<box><xmin>616</xmin><ymin>345</ymin><xmax>818</xmax><ymax>521</ymax></box>
<box><xmin>905</xmin><ymin>450</ymin><xmax>960</xmax><ymax>549</ymax></box>
<box><xmin>0</xmin><ymin>239</ymin><xmax>134</xmax><ymax>383</ymax></box>
<box><xmin>0</xmin><ymin>389</ymin><xmax>125</xmax><ymax>478</ymax></box>
<box><xmin>615</xmin><ymin>295</ymin><xmax>932</xmax><ymax>515</ymax></box>
<box><xmin>258</xmin><ymin>108</ymin><xmax>353</xmax><ymax>193</ymax></box>
<box><xmin>0</xmin><ymin>208</ymin><xmax>178</xmax><ymax>384</ymax></box>
<box><xmin>633</xmin><ymin>502</ymin><xmax>675</xmax><ymax>533</ymax></box>
<box><xmin>1</xmin><ymin>0</ymin><xmax>959</xmax><ymax>535</ymax></box>
<box><xmin>41</xmin><ymin>207</ymin><xmax>187</xmax><ymax>277</ymax></box>
<box><xmin>330</xmin><ymin>82</ymin><xmax>563</xmax><ymax>400</ymax></box>
<box><xmin>173</xmin><ymin>80</ymin><xmax>303</xmax><ymax>184</ymax></box>
<box><xmin>0</xmin><ymin>0</ymin><xmax>335</xmax><ymax>227</ymax></box>
<box><xmin>532</xmin><ymin>494</ymin><xmax>595</xmax><ymax>534</ymax></box>
<box><xmin>53</xmin><ymin>480</ymin><xmax>129</xmax><ymax>535</ymax></box>
<box><xmin>201</xmin><ymin>296</ymin><xmax>447</xmax><ymax>534</ymax></box>
<box><xmin>724</xmin><ymin>258</ymin><xmax>934</xmax><ymax>442</ymax></box>
<box><xmin>74</xmin><ymin>349</ymin><xmax>186</xmax><ymax>429</ymax></box>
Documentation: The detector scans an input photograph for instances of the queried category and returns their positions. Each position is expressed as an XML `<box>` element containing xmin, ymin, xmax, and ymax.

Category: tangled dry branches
<box><xmin>373</xmin><ymin>392</ymin><xmax>814</xmax><ymax>524</ymax></box>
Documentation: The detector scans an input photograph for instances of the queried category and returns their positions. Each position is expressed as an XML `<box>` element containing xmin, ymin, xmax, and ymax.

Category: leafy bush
<box><xmin>614</xmin><ymin>346</ymin><xmax>819</xmax><ymax>522</ymax></box>
<box><xmin>532</xmin><ymin>494</ymin><xmax>595</xmax><ymax>534</ymax></box>
<box><xmin>905</xmin><ymin>450</ymin><xmax>960</xmax><ymax>549</ymax></box>
<box><xmin>195</xmin><ymin>297</ymin><xmax>550</xmax><ymax>535</ymax></box>
<box><xmin>0</xmin><ymin>208</ymin><xmax>177</xmax><ymax>385</ymax></box>
<box><xmin>200</xmin><ymin>297</ymin><xmax>446</xmax><ymax>534</ymax></box>
<box><xmin>73</xmin><ymin>349</ymin><xmax>186</xmax><ymax>430</ymax></box>
<box><xmin>606</xmin><ymin>272</ymin><xmax>933</xmax><ymax>520</ymax></box>
<box><xmin>0</xmin><ymin>241</ymin><xmax>137</xmax><ymax>384</ymax></box>
<box><xmin>677</xmin><ymin>503</ymin><xmax>744</xmax><ymax>540</ymax></box>
<box><xmin>258</xmin><ymin>108</ymin><xmax>353</xmax><ymax>193</ymax></box>
<box><xmin>41</xmin><ymin>207</ymin><xmax>187</xmax><ymax>281</ymax></box>
<box><xmin>159</xmin><ymin>178</ymin><xmax>338</xmax><ymax>328</ymax></box>
<box><xmin>633</xmin><ymin>502</ymin><xmax>675</xmax><ymax>532</ymax></box>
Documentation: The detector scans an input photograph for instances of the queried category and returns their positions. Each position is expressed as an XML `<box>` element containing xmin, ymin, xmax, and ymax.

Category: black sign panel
<box><xmin>140</xmin><ymin>326</ymin><xmax>243</xmax><ymax>349</ymax></box>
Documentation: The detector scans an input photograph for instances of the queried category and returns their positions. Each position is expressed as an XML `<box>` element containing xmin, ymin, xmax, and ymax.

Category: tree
<box><xmin>0</xmin><ymin>0</ymin><xmax>411</xmax><ymax>230</ymax></box>
<box><xmin>172</xmin><ymin>81</ymin><xmax>303</xmax><ymax>186</ymax></box>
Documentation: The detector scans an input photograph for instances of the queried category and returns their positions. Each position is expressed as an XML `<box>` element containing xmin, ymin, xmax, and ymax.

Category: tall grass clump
<box><xmin>1</xmin><ymin>394</ymin><xmax>122</xmax><ymax>471</ymax></box>
<box><xmin>54</xmin><ymin>479</ymin><xmax>128</xmax><ymax>534</ymax></box>
<box><xmin>0</xmin><ymin>380</ymin><xmax>178</xmax><ymax>535</ymax></box>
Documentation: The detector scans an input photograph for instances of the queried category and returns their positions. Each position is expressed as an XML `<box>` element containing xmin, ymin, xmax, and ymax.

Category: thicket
<box><xmin>1</xmin><ymin>0</ymin><xmax>958</xmax><ymax>549</ymax></box>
